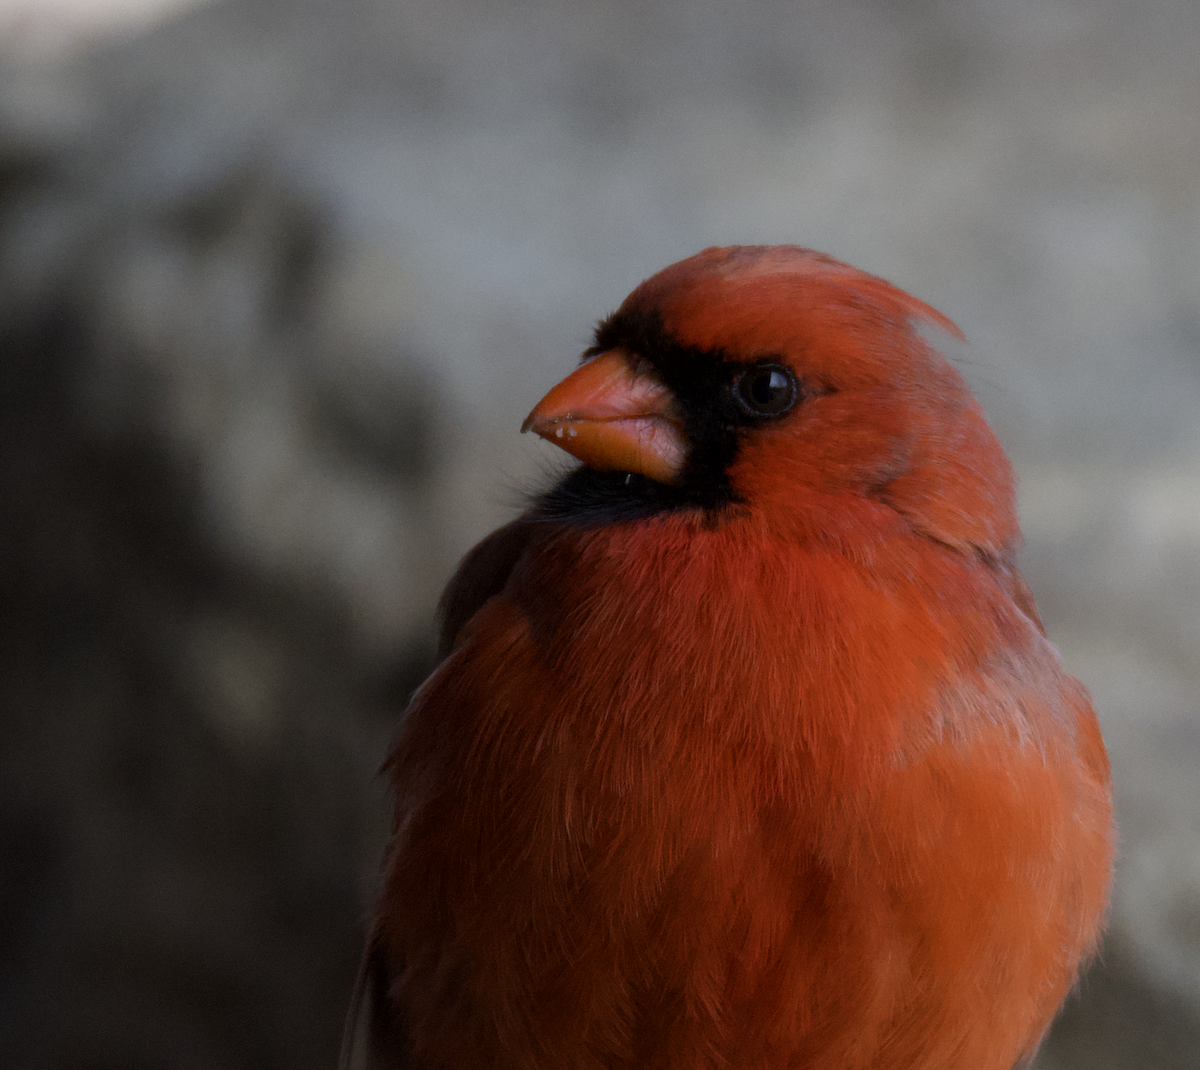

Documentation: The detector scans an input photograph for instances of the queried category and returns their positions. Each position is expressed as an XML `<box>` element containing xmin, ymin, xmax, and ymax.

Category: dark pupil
<box><xmin>751</xmin><ymin>370</ymin><xmax>786</xmax><ymax>406</ymax></box>
<box><xmin>736</xmin><ymin>366</ymin><xmax>795</xmax><ymax>415</ymax></box>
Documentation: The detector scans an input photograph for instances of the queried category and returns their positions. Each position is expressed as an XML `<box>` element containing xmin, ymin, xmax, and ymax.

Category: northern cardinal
<box><xmin>343</xmin><ymin>246</ymin><xmax>1113</xmax><ymax>1070</ymax></box>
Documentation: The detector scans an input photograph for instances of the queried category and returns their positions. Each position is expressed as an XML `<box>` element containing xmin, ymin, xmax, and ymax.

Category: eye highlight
<box><xmin>732</xmin><ymin>363</ymin><xmax>798</xmax><ymax>417</ymax></box>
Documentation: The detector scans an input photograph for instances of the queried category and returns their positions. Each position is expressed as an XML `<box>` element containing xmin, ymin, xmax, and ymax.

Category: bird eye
<box><xmin>732</xmin><ymin>364</ymin><xmax>798</xmax><ymax>417</ymax></box>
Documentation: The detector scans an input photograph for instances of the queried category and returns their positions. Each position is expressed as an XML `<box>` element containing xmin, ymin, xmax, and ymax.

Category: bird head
<box><xmin>524</xmin><ymin>245</ymin><xmax>1017</xmax><ymax>557</ymax></box>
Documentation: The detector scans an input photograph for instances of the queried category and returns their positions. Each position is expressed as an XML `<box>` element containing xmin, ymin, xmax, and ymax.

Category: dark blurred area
<box><xmin>1</xmin><ymin>1</ymin><xmax>1198</xmax><ymax>1067</ymax></box>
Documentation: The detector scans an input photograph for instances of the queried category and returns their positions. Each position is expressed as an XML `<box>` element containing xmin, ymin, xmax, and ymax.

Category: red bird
<box><xmin>343</xmin><ymin>246</ymin><xmax>1114</xmax><ymax>1070</ymax></box>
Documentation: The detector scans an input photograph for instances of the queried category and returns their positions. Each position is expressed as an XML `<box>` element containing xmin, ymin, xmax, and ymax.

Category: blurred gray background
<box><xmin>1</xmin><ymin>1</ymin><xmax>1198</xmax><ymax>1067</ymax></box>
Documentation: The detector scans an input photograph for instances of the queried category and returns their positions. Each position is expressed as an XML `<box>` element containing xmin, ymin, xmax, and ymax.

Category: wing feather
<box><xmin>436</xmin><ymin>519</ymin><xmax>537</xmax><ymax>659</ymax></box>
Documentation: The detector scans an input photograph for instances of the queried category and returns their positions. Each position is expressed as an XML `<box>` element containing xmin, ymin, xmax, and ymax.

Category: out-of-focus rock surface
<box><xmin>0</xmin><ymin>1</ymin><xmax>1197</xmax><ymax>1067</ymax></box>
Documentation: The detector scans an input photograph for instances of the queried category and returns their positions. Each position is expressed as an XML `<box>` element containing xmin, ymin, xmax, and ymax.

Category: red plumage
<box><xmin>343</xmin><ymin>246</ymin><xmax>1113</xmax><ymax>1070</ymax></box>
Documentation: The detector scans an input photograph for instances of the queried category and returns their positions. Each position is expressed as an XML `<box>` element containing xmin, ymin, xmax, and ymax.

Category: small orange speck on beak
<box><xmin>522</xmin><ymin>348</ymin><xmax>688</xmax><ymax>485</ymax></box>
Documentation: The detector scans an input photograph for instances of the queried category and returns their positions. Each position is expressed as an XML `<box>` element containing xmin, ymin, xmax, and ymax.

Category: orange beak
<box><xmin>521</xmin><ymin>348</ymin><xmax>688</xmax><ymax>485</ymax></box>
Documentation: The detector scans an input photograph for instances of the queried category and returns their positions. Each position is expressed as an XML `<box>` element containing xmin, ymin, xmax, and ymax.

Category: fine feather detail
<box><xmin>437</xmin><ymin>519</ymin><xmax>538</xmax><ymax>659</ymax></box>
<box><xmin>374</xmin><ymin>510</ymin><xmax>1111</xmax><ymax>1070</ymax></box>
